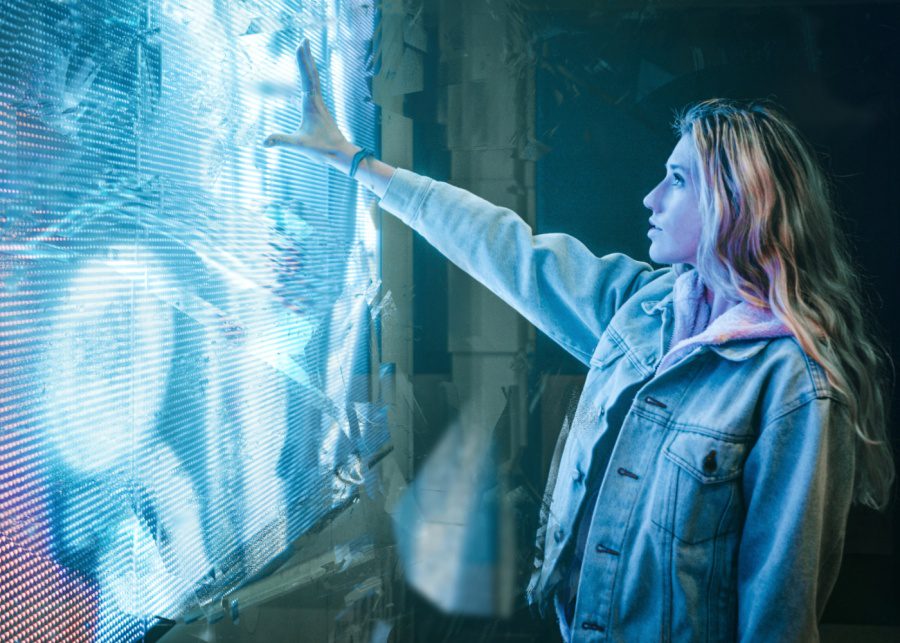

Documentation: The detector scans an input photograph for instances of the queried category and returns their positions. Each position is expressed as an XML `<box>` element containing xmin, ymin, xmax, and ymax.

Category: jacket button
<box><xmin>703</xmin><ymin>449</ymin><xmax>718</xmax><ymax>474</ymax></box>
<box><xmin>597</xmin><ymin>405</ymin><xmax>605</xmax><ymax>418</ymax></box>
<box><xmin>572</xmin><ymin>467</ymin><xmax>584</xmax><ymax>483</ymax></box>
<box><xmin>554</xmin><ymin>528</ymin><xmax>565</xmax><ymax>543</ymax></box>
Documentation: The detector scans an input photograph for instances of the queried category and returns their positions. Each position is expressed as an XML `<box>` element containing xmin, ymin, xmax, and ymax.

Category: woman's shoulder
<box><xmin>755</xmin><ymin>336</ymin><xmax>841</xmax><ymax>420</ymax></box>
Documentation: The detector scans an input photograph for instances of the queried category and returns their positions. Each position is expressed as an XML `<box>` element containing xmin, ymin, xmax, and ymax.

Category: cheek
<box><xmin>688</xmin><ymin>211</ymin><xmax>704</xmax><ymax>248</ymax></box>
<box><xmin>666</xmin><ymin>207</ymin><xmax>703</xmax><ymax>262</ymax></box>
<box><xmin>680</xmin><ymin>217</ymin><xmax>701</xmax><ymax>249</ymax></box>
<box><xmin>677</xmin><ymin>199</ymin><xmax>703</xmax><ymax>244</ymax></box>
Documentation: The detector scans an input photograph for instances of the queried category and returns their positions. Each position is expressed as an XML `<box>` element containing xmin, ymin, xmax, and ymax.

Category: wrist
<box><xmin>349</xmin><ymin>147</ymin><xmax>376</xmax><ymax>178</ymax></box>
<box><xmin>326</xmin><ymin>141</ymin><xmax>361</xmax><ymax>172</ymax></box>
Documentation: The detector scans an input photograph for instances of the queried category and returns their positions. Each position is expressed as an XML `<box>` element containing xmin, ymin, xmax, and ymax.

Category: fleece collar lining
<box><xmin>656</xmin><ymin>270</ymin><xmax>792</xmax><ymax>371</ymax></box>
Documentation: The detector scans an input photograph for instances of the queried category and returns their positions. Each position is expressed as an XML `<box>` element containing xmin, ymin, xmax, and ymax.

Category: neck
<box><xmin>704</xmin><ymin>285</ymin><xmax>740</xmax><ymax>323</ymax></box>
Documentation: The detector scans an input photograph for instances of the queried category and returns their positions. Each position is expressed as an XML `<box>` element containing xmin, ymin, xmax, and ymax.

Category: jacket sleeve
<box><xmin>737</xmin><ymin>395</ymin><xmax>855</xmax><ymax>642</ymax></box>
<box><xmin>379</xmin><ymin>168</ymin><xmax>669</xmax><ymax>365</ymax></box>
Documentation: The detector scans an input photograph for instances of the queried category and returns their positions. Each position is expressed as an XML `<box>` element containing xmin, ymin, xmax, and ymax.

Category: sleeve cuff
<box><xmin>379</xmin><ymin>168</ymin><xmax>433</xmax><ymax>226</ymax></box>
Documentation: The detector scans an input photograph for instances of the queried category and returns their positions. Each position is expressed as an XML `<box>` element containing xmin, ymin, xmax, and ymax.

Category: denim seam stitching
<box><xmin>762</xmin><ymin>392</ymin><xmax>837</xmax><ymax>429</ymax></box>
<box><xmin>631</xmin><ymin>406</ymin><xmax>670</xmax><ymax>425</ymax></box>
<box><xmin>664</xmin><ymin>449</ymin><xmax>743</xmax><ymax>485</ymax></box>
<box><xmin>607</xmin><ymin>326</ymin><xmax>654</xmax><ymax>377</ymax></box>
<box><xmin>665</xmin><ymin>423</ymin><xmax>752</xmax><ymax>442</ymax></box>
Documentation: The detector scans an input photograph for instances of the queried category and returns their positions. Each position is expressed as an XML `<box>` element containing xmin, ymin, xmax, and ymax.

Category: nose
<box><xmin>643</xmin><ymin>182</ymin><xmax>660</xmax><ymax>212</ymax></box>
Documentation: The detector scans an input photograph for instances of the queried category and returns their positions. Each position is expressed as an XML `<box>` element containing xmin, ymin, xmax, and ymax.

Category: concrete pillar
<box><xmin>438</xmin><ymin>0</ymin><xmax>535</xmax><ymax>458</ymax></box>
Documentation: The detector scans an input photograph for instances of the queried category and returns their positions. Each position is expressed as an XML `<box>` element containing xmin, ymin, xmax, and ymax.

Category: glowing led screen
<box><xmin>0</xmin><ymin>1</ymin><xmax>382</xmax><ymax>640</ymax></box>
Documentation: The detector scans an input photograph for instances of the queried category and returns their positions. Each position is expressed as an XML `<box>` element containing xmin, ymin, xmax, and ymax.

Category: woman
<box><xmin>265</xmin><ymin>41</ymin><xmax>895</xmax><ymax>641</ymax></box>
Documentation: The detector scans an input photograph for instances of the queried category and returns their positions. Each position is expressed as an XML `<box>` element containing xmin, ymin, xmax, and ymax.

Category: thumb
<box><xmin>263</xmin><ymin>133</ymin><xmax>295</xmax><ymax>148</ymax></box>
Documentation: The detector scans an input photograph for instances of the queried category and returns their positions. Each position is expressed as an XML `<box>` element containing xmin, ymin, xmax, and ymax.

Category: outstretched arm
<box><xmin>264</xmin><ymin>40</ymin><xmax>668</xmax><ymax>361</ymax></box>
<box><xmin>263</xmin><ymin>39</ymin><xmax>395</xmax><ymax>198</ymax></box>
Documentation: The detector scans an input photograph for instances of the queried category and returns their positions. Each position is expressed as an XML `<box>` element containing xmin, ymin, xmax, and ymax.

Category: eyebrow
<box><xmin>666</xmin><ymin>163</ymin><xmax>688</xmax><ymax>173</ymax></box>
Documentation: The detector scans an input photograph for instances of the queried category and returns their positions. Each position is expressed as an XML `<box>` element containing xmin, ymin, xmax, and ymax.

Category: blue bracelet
<box><xmin>349</xmin><ymin>147</ymin><xmax>374</xmax><ymax>178</ymax></box>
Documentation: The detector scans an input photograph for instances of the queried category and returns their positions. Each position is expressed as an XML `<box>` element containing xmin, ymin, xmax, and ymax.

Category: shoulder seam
<box><xmin>795</xmin><ymin>339</ymin><xmax>832</xmax><ymax>397</ymax></box>
<box><xmin>762</xmin><ymin>391</ymin><xmax>843</xmax><ymax>430</ymax></box>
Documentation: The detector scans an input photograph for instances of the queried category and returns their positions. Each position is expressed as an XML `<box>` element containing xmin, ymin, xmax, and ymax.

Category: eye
<box><xmin>671</xmin><ymin>173</ymin><xmax>685</xmax><ymax>187</ymax></box>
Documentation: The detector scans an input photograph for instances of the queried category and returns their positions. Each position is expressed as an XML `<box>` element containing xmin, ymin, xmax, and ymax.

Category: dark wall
<box><xmin>532</xmin><ymin>0</ymin><xmax>900</xmax><ymax>626</ymax></box>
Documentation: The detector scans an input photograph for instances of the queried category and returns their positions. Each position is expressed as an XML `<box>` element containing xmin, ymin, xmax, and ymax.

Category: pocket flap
<box><xmin>589</xmin><ymin>334</ymin><xmax>625</xmax><ymax>369</ymax></box>
<box><xmin>664</xmin><ymin>432</ymin><xmax>748</xmax><ymax>484</ymax></box>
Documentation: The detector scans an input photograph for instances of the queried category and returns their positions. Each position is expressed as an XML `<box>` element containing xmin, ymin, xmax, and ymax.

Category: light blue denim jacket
<box><xmin>380</xmin><ymin>169</ymin><xmax>855</xmax><ymax>642</ymax></box>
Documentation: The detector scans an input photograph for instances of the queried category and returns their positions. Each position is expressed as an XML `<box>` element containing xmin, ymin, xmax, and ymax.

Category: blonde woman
<box><xmin>265</xmin><ymin>41</ymin><xmax>895</xmax><ymax>641</ymax></box>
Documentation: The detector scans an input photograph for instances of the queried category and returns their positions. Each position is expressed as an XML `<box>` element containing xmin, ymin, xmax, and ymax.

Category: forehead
<box><xmin>666</xmin><ymin>134</ymin><xmax>696</xmax><ymax>168</ymax></box>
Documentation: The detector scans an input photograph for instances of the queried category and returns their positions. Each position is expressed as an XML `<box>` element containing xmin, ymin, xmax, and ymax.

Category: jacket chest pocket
<box><xmin>654</xmin><ymin>431</ymin><xmax>749</xmax><ymax>545</ymax></box>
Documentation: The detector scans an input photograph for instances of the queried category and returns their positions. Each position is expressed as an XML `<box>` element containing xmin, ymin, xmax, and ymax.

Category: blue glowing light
<box><xmin>0</xmin><ymin>1</ymin><xmax>382</xmax><ymax>640</ymax></box>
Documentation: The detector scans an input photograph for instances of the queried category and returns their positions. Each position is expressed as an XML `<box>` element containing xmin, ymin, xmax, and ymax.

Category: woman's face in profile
<box><xmin>642</xmin><ymin>134</ymin><xmax>703</xmax><ymax>266</ymax></box>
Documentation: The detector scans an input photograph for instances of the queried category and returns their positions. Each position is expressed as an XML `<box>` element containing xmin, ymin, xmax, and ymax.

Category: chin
<box><xmin>650</xmin><ymin>247</ymin><xmax>688</xmax><ymax>266</ymax></box>
<box><xmin>648</xmin><ymin>248</ymin><xmax>671</xmax><ymax>265</ymax></box>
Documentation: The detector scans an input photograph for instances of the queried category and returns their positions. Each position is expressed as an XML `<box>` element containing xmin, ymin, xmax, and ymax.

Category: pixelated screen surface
<box><xmin>0</xmin><ymin>0</ymin><xmax>382</xmax><ymax>640</ymax></box>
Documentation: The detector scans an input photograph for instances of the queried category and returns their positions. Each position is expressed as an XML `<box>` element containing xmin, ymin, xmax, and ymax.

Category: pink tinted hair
<box><xmin>677</xmin><ymin>98</ymin><xmax>894</xmax><ymax>510</ymax></box>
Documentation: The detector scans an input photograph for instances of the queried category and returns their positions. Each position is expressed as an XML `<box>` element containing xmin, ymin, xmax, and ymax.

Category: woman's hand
<box><xmin>264</xmin><ymin>40</ymin><xmax>356</xmax><ymax>164</ymax></box>
<box><xmin>265</xmin><ymin>38</ymin><xmax>396</xmax><ymax>198</ymax></box>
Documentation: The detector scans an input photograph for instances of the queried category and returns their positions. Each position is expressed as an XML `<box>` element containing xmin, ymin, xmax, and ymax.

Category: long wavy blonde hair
<box><xmin>676</xmin><ymin>98</ymin><xmax>895</xmax><ymax>510</ymax></box>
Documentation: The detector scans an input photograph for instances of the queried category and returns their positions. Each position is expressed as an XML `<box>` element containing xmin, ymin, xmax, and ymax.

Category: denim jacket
<box><xmin>380</xmin><ymin>169</ymin><xmax>855</xmax><ymax>642</ymax></box>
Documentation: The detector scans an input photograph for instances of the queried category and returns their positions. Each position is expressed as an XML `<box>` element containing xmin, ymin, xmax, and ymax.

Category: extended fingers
<box><xmin>304</xmin><ymin>40</ymin><xmax>322</xmax><ymax>91</ymax></box>
<box><xmin>264</xmin><ymin>133</ymin><xmax>294</xmax><ymax>148</ymax></box>
<box><xmin>296</xmin><ymin>39</ymin><xmax>321</xmax><ymax>96</ymax></box>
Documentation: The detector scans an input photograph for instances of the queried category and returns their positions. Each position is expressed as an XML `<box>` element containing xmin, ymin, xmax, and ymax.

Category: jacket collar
<box><xmin>708</xmin><ymin>341</ymin><xmax>772</xmax><ymax>361</ymax></box>
<box><xmin>645</xmin><ymin>270</ymin><xmax>792</xmax><ymax>369</ymax></box>
<box><xmin>640</xmin><ymin>296</ymin><xmax>671</xmax><ymax>315</ymax></box>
